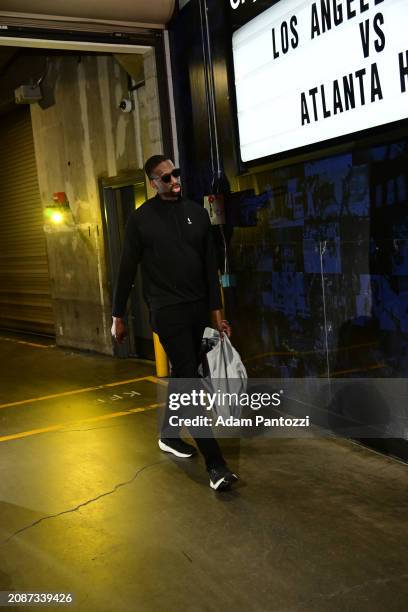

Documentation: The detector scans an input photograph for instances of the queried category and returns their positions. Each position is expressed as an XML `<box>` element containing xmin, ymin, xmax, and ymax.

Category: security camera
<box><xmin>15</xmin><ymin>84</ymin><xmax>42</xmax><ymax>104</ymax></box>
<box><xmin>119</xmin><ymin>98</ymin><xmax>134</xmax><ymax>113</ymax></box>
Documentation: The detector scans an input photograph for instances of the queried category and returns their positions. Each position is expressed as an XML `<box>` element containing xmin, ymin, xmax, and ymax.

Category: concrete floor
<box><xmin>0</xmin><ymin>333</ymin><xmax>408</xmax><ymax>612</ymax></box>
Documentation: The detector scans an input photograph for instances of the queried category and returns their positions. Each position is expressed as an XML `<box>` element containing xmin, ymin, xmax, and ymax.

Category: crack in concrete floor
<box><xmin>0</xmin><ymin>460</ymin><xmax>167</xmax><ymax>547</ymax></box>
<box><xmin>315</xmin><ymin>571</ymin><xmax>408</xmax><ymax>600</ymax></box>
<box><xmin>275</xmin><ymin>571</ymin><xmax>408</xmax><ymax>612</ymax></box>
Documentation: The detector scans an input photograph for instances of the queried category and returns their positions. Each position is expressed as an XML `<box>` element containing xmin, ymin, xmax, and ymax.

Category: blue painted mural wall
<box><xmin>229</xmin><ymin>142</ymin><xmax>408</xmax><ymax>379</ymax></box>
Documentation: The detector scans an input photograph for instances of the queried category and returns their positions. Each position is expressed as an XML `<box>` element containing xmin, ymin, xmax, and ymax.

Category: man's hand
<box><xmin>211</xmin><ymin>309</ymin><xmax>232</xmax><ymax>338</ymax></box>
<box><xmin>111</xmin><ymin>316</ymin><xmax>127</xmax><ymax>344</ymax></box>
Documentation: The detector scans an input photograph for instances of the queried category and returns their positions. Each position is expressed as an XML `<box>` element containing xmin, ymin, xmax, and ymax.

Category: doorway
<box><xmin>101</xmin><ymin>173</ymin><xmax>154</xmax><ymax>360</ymax></box>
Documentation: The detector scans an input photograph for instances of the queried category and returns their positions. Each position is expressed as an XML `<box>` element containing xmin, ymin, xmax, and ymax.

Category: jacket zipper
<box><xmin>172</xmin><ymin>201</ymin><xmax>182</xmax><ymax>240</ymax></box>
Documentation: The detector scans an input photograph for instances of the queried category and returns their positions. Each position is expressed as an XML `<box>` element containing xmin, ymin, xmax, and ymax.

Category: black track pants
<box><xmin>153</xmin><ymin>300</ymin><xmax>225</xmax><ymax>470</ymax></box>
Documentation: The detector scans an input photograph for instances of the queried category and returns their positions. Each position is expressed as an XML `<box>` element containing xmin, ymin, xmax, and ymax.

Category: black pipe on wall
<box><xmin>168</xmin><ymin>0</ymin><xmax>237</xmax><ymax>201</ymax></box>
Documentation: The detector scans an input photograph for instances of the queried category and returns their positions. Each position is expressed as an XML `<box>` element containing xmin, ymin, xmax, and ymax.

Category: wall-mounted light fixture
<box><xmin>44</xmin><ymin>192</ymin><xmax>72</xmax><ymax>225</ymax></box>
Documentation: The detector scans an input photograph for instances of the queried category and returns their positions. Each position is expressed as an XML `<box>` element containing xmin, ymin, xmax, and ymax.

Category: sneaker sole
<box><xmin>158</xmin><ymin>439</ymin><xmax>195</xmax><ymax>458</ymax></box>
<box><xmin>210</xmin><ymin>474</ymin><xmax>239</xmax><ymax>491</ymax></box>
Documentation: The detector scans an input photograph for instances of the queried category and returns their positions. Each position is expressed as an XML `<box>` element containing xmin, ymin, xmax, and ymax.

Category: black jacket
<box><xmin>112</xmin><ymin>194</ymin><xmax>222</xmax><ymax>317</ymax></box>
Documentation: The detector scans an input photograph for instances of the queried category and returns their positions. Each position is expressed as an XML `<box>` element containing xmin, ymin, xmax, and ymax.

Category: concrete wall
<box><xmin>116</xmin><ymin>51</ymin><xmax>164</xmax><ymax>199</ymax></box>
<box><xmin>31</xmin><ymin>52</ymin><xmax>163</xmax><ymax>354</ymax></box>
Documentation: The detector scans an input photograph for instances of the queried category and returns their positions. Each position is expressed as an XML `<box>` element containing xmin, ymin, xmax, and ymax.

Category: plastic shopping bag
<box><xmin>199</xmin><ymin>327</ymin><xmax>247</xmax><ymax>418</ymax></box>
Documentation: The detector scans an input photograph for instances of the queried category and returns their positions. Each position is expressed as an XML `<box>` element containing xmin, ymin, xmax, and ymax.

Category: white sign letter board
<box><xmin>232</xmin><ymin>0</ymin><xmax>408</xmax><ymax>162</ymax></box>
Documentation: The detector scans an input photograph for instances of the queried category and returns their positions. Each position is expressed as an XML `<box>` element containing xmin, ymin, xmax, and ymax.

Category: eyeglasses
<box><xmin>151</xmin><ymin>168</ymin><xmax>181</xmax><ymax>183</ymax></box>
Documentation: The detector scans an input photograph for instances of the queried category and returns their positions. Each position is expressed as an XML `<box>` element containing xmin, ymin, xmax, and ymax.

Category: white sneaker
<box><xmin>158</xmin><ymin>438</ymin><xmax>197</xmax><ymax>458</ymax></box>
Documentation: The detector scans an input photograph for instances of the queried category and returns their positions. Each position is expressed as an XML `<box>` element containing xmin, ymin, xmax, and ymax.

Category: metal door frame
<box><xmin>99</xmin><ymin>171</ymin><xmax>152</xmax><ymax>359</ymax></box>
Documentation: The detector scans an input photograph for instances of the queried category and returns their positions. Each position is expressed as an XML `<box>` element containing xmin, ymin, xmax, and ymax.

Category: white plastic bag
<box><xmin>199</xmin><ymin>327</ymin><xmax>247</xmax><ymax>418</ymax></box>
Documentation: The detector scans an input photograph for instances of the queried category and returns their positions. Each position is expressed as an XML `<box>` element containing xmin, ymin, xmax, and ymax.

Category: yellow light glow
<box><xmin>51</xmin><ymin>211</ymin><xmax>63</xmax><ymax>224</ymax></box>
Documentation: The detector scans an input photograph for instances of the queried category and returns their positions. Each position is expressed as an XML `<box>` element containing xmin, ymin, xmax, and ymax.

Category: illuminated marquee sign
<box><xmin>229</xmin><ymin>0</ymin><xmax>271</xmax><ymax>25</ymax></box>
<box><xmin>232</xmin><ymin>0</ymin><xmax>408</xmax><ymax>162</ymax></box>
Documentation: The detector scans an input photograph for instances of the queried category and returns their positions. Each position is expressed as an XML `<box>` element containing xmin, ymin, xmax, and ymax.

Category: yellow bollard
<box><xmin>153</xmin><ymin>332</ymin><xmax>169</xmax><ymax>377</ymax></box>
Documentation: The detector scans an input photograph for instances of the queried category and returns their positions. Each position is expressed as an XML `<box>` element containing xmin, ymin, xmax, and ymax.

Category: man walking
<box><xmin>111</xmin><ymin>155</ymin><xmax>238</xmax><ymax>491</ymax></box>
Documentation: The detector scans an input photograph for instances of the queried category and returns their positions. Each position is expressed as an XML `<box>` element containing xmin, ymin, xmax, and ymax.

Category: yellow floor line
<box><xmin>149</xmin><ymin>376</ymin><xmax>169</xmax><ymax>387</ymax></box>
<box><xmin>18</xmin><ymin>341</ymin><xmax>54</xmax><ymax>349</ymax></box>
<box><xmin>0</xmin><ymin>376</ymin><xmax>156</xmax><ymax>411</ymax></box>
<box><xmin>0</xmin><ymin>402</ymin><xmax>164</xmax><ymax>443</ymax></box>
<box><xmin>0</xmin><ymin>336</ymin><xmax>54</xmax><ymax>349</ymax></box>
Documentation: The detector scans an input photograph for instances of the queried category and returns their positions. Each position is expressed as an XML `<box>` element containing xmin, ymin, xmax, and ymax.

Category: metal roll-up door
<box><xmin>0</xmin><ymin>107</ymin><xmax>54</xmax><ymax>336</ymax></box>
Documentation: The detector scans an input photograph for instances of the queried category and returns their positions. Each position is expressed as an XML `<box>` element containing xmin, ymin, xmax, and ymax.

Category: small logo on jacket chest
<box><xmin>187</xmin><ymin>217</ymin><xmax>192</xmax><ymax>224</ymax></box>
